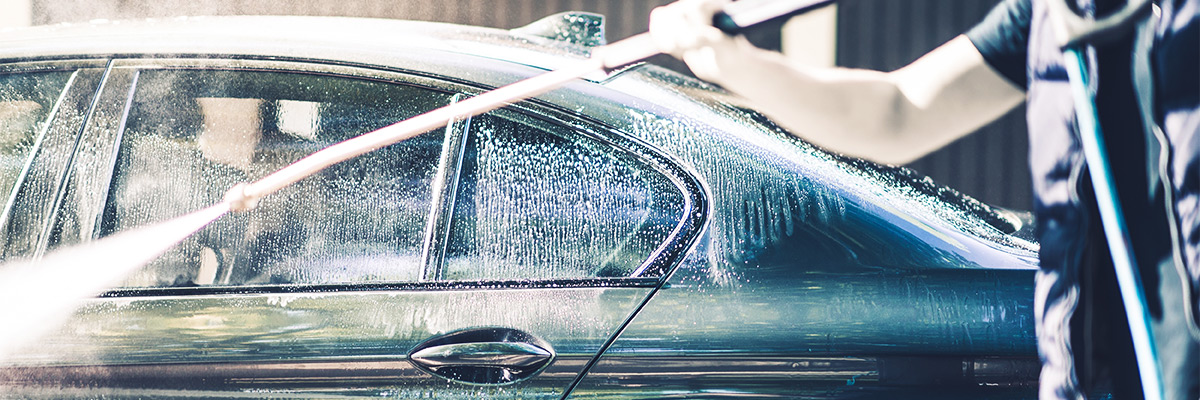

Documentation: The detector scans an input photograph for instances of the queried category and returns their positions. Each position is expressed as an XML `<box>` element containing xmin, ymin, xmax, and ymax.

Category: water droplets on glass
<box><xmin>0</xmin><ymin>71</ymin><xmax>72</xmax><ymax>206</ymax></box>
<box><xmin>103</xmin><ymin>69</ymin><xmax>452</xmax><ymax>288</ymax></box>
<box><xmin>443</xmin><ymin>111</ymin><xmax>685</xmax><ymax>281</ymax></box>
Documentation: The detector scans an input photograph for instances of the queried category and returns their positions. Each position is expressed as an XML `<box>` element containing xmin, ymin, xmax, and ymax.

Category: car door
<box><xmin>0</xmin><ymin>58</ymin><xmax>703</xmax><ymax>399</ymax></box>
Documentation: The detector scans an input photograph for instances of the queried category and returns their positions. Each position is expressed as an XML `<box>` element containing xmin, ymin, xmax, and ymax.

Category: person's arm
<box><xmin>650</xmin><ymin>0</ymin><xmax>1025</xmax><ymax>165</ymax></box>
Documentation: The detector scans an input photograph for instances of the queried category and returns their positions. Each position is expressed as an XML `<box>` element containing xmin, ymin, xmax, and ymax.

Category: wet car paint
<box><xmin>0</xmin><ymin>15</ymin><xmax>1039</xmax><ymax>399</ymax></box>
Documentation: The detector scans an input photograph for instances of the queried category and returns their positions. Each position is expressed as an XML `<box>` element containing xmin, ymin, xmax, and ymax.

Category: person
<box><xmin>648</xmin><ymin>0</ymin><xmax>1199</xmax><ymax>399</ymax></box>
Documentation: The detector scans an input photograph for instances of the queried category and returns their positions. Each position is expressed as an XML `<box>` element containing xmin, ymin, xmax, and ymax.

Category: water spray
<box><xmin>0</xmin><ymin>0</ymin><xmax>837</xmax><ymax>362</ymax></box>
<box><xmin>0</xmin><ymin>203</ymin><xmax>230</xmax><ymax>361</ymax></box>
<box><xmin>0</xmin><ymin>32</ymin><xmax>657</xmax><ymax>364</ymax></box>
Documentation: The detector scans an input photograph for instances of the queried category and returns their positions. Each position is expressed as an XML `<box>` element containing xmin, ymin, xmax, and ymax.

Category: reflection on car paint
<box><xmin>0</xmin><ymin>15</ymin><xmax>1041</xmax><ymax>399</ymax></box>
<box><xmin>2</xmin><ymin>285</ymin><xmax>649</xmax><ymax>399</ymax></box>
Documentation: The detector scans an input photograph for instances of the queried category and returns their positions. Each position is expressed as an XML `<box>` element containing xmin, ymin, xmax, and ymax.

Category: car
<box><xmin>0</xmin><ymin>13</ymin><xmax>1041</xmax><ymax>399</ymax></box>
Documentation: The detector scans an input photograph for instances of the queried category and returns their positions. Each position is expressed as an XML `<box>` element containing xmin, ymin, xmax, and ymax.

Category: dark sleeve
<box><xmin>966</xmin><ymin>0</ymin><xmax>1032</xmax><ymax>89</ymax></box>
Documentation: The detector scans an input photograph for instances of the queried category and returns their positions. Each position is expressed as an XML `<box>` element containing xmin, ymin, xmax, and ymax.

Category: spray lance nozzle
<box><xmin>0</xmin><ymin>1</ymin><xmax>855</xmax><ymax>365</ymax></box>
<box><xmin>223</xmin><ymin>182</ymin><xmax>261</xmax><ymax>213</ymax></box>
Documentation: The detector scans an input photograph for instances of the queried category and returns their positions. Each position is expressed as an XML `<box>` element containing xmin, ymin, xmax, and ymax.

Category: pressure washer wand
<box><xmin>0</xmin><ymin>0</ymin><xmax>846</xmax><ymax>363</ymax></box>
<box><xmin>224</xmin><ymin>0</ymin><xmax>839</xmax><ymax>211</ymax></box>
<box><xmin>1048</xmin><ymin>0</ymin><xmax>1164</xmax><ymax>399</ymax></box>
<box><xmin>222</xmin><ymin>34</ymin><xmax>658</xmax><ymax>211</ymax></box>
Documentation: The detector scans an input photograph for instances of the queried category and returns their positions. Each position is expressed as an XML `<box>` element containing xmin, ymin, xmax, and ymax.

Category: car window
<box><xmin>103</xmin><ymin>69</ymin><xmax>452</xmax><ymax>287</ymax></box>
<box><xmin>0</xmin><ymin>71</ymin><xmax>73</xmax><ymax>203</ymax></box>
<box><xmin>442</xmin><ymin>110</ymin><xmax>686</xmax><ymax>280</ymax></box>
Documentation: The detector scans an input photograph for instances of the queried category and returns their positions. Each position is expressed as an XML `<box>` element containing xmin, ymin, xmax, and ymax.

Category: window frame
<box><xmin>79</xmin><ymin>58</ymin><xmax>703</xmax><ymax>296</ymax></box>
<box><xmin>0</xmin><ymin>59</ymin><xmax>109</xmax><ymax>259</ymax></box>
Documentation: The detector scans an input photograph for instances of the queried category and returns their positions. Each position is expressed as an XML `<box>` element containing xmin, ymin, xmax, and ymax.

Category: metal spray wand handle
<box><xmin>222</xmin><ymin>34</ymin><xmax>660</xmax><ymax>212</ymax></box>
<box><xmin>223</xmin><ymin>0</ymin><xmax>847</xmax><ymax>211</ymax></box>
<box><xmin>1048</xmin><ymin>1</ymin><xmax>1163</xmax><ymax>399</ymax></box>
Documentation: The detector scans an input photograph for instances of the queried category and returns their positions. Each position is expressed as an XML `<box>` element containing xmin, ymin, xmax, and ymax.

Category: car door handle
<box><xmin>410</xmin><ymin>341</ymin><xmax>552</xmax><ymax>368</ymax></box>
<box><xmin>407</xmin><ymin>327</ymin><xmax>556</xmax><ymax>385</ymax></box>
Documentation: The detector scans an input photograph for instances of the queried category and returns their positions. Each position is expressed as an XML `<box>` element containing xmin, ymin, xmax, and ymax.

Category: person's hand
<box><xmin>648</xmin><ymin>0</ymin><xmax>728</xmax><ymax>57</ymax></box>
<box><xmin>648</xmin><ymin>0</ymin><xmax>743</xmax><ymax>82</ymax></box>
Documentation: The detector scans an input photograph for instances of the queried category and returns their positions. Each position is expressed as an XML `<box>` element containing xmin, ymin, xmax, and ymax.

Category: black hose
<box><xmin>712</xmin><ymin>0</ymin><xmax>837</xmax><ymax>34</ymax></box>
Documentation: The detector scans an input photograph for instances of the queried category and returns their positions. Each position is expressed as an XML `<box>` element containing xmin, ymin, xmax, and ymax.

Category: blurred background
<box><xmin>0</xmin><ymin>0</ymin><xmax>1030</xmax><ymax>211</ymax></box>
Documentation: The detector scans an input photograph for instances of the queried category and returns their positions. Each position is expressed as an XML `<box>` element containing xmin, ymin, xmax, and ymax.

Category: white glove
<box><xmin>648</xmin><ymin>0</ymin><xmax>746</xmax><ymax>82</ymax></box>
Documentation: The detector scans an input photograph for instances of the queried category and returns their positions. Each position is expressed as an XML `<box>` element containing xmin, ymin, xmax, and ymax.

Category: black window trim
<box><xmin>419</xmin><ymin>94</ymin><xmax>470</xmax><ymax>281</ymax></box>
<box><xmin>506</xmin><ymin>96</ymin><xmax>708</xmax><ymax>281</ymax></box>
<box><xmin>99</xmin><ymin>276</ymin><xmax>661</xmax><ymax>297</ymax></box>
<box><xmin>0</xmin><ymin>59</ymin><xmax>110</xmax><ymax>258</ymax></box>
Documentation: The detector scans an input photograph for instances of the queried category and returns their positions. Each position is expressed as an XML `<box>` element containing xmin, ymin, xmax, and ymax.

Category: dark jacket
<box><xmin>978</xmin><ymin>0</ymin><xmax>1198</xmax><ymax>396</ymax></box>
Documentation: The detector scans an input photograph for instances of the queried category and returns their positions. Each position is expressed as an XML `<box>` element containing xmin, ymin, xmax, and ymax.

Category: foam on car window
<box><xmin>0</xmin><ymin>71</ymin><xmax>73</xmax><ymax>204</ymax></box>
<box><xmin>442</xmin><ymin>111</ymin><xmax>685</xmax><ymax>281</ymax></box>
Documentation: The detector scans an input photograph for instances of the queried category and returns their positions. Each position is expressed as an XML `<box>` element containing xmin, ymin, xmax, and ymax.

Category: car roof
<box><xmin>0</xmin><ymin>15</ymin><xmax>610</xmax><ymax>81</ymax></box>
<box><xmin>0</xmin><ymin>14</ymin><xmax>1037</xmax><ymax>258</ymax></box>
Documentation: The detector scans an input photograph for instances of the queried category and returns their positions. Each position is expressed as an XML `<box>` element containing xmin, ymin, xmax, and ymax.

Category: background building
<box><xmin>5</xmin><ymin>0</ymin><xmax>1030</xmax><ymax>210</ymax></box>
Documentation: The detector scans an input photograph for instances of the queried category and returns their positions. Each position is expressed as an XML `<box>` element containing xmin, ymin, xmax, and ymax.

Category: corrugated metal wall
<box><xmin>837</xmin><ymin>0</ymin><xmax>1031</xmax><ymax>210</ymax></box>
<box><xmin>33</xmin><ymin>0</ymin><xmax>1030</xmax><ymax>210</ymax></box>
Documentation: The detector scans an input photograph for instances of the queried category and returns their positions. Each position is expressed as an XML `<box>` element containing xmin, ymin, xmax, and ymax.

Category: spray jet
<box><xmin>0</xmin><ymin>0</ymin><xmax>835</xmax><ymax>362</ymax></box>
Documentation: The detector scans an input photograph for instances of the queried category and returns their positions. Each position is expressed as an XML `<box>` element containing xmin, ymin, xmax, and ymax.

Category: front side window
<box><xmin>104</xmin><ymin>69</ymin><xmax>452</xmax><ymax>287</ymax></box>
<box><xmin>0</xmin><ymin>71</ymin><xmax>73</xmax><ymax>202</ymax></box>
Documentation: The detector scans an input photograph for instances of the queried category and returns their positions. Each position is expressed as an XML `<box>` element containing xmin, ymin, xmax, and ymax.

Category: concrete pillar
<box><xmin>0</xmin><ymin>0</ymin><xmax>33</xmax><ymax>28</ymax></box>
<box><xmin>781</xmin><ymin>4</ymin><xmax>837</xmax><ymax>68</ymax></box>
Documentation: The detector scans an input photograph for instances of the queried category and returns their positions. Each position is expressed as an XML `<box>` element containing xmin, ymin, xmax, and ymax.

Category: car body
<box><xmin>0</xmin><ymin>13</ymin><xmax>1040</xmax><ymax>399</ymax></box>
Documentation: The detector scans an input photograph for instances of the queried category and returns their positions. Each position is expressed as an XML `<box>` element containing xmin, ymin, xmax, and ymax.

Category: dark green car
<box><xmin>0</xmin><ymin>13</ymin><xmax>1040</xmax><ymax>399</ymax></box>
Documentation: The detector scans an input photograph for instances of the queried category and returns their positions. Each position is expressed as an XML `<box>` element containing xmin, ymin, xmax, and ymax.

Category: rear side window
<box><xmin>0</xmin><ymin>71</ymin><xmax>72</xmax><ymax>202</ymax></box>
<box><xmin>442</xmin><ymin>111</ymin><xmax>685</xmax><ymax>280</ymax></box>
<box><xmin>104</xmin><ymin>69</ymin><xmax>452</xmax><ymax>287</ymax></box>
